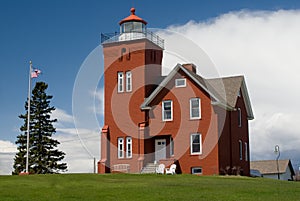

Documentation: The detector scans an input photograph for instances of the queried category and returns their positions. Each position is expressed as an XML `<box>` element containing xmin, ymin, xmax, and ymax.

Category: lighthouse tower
<box><xmin>98</xmin><ymin>8</ymin><xmax>164</xmax><ymax>173</ymax></box>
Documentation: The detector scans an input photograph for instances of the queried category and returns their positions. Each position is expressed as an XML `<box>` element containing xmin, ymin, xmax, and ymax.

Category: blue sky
<box><xmin>1</xmin><ymin>0</ymin><xmax>300</xmax><ymax>174</ymax></box>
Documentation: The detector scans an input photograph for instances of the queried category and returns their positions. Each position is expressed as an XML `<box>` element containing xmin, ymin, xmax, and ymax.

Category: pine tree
<box><xmin>13</xmin><ymin>82</ymin><xmax>67</xmax><ymax>174</ymax></box>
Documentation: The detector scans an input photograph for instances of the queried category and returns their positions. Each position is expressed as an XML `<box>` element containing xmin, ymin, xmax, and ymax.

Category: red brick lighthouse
<box><xmin>98</xmin><ymin>8</ymin><xmax>254</xmax><ymax>175</ymax></box>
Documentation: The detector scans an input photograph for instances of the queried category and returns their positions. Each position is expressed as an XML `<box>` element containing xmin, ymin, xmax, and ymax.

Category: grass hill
<box><xmin>0</xmin><ymin>174</ymin><xmax>299</xmax><ymax>201</ymax></box>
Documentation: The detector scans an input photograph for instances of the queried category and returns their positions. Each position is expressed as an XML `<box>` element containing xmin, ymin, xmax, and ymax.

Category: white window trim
<box><xmin>175</xmin><ymin>78</ymin><xmax>186</xmax><ymax>88</ymax></box>
<box><xmin>118</xmin><ymin>137</ymin><xmax>124</xmax><ymax>159</ymax></box>
<box><xmin>126</xmin><ymin>71</ymin><xmax>132</xmax><ymax>92</ymax></box>
<box><xmin>245</xmin><ymin>142</ymin><xmax>248</xmax><ymax>161</ymax></box>
<box><xmin>117</xmin><ymin>72</ymin><xmax>124</xmax><ymax>93</ymax></box>
<box><xmin>239</xmin><ymin>140</ymin><xmax>243</xmax><ymax>161</ymax></box>
<box><xmin>238</xmin><ymin>108</ymin><xmax>242</xmax><ymax>127</ymax></box>
<box><xmin>126</xmin><ymin>137</ymin><xmax>132</xmax><ymax>158</ymax></box>
<box><xmin>191</xmin><ymin>167</ymin><xmax>202</xmax><ymax>174</ymax></box>
<box><xmin>162</xmin><ymin>100</ymin><xmax>173</xmax><ymax>121</ymax></box>
<box><xmin>170</xmin><ymin>137</ymin><xmax>174</xmax><ymax>156</ymax></box>
<box><xmin>190</xmin><ymin>133</ymin><xmax>202</xmax><ymax>155</ymax></box>
<box><xmin>190</xmin><ymin>98</ymin><xmax>201</xmax><ymax>120</ymax></box>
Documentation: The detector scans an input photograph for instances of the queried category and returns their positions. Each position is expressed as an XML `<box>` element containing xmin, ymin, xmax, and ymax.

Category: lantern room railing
<box><xmin>101</xmin><ymin>30</ymin><xmax>164</xmax><ymax>49</ymax></box>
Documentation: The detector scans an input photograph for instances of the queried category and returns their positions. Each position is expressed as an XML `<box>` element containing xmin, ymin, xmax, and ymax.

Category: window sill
<box><xmin>190</xmin><ymin>117</ymin><xmax>201</xmax><ymax>120</ymax></box>
<box><xmin>190</xmin><ymin>153</ymin><xmax>202</xmax><ymax>156</ymax></box>
<box><xmin>118</xmin><ymin>157</ymin><xmax>132</xmax><ymax>160</ymax></box>
<box><xmin>162</xmin><ymin>119</ymin><xmax>173</xmax><ymax>122</ymax></box>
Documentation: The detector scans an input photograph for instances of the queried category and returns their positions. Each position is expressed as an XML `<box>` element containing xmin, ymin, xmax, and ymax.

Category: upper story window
<box><xmin>190</xmin><ymin>98</ymin><xmax>201</xmax><ymax>119</ymax></box>
<box><xmin>162</xmin><ymin>100</ymin><xmax>173</xmax><ymax>121</ymax></box>
<box><xmin>175</xmin><ymin>78</ymin><xmax>186</xmax><ymax>88</ymax></box>
<box><xmin>239</xmin><ymin>140</ymin><xmax>243</xmax><ymax>161</ymax></box>
<box><xmin>118</xmin><ymin>71</ymin><xmax>132</xmax><ymax>93</ymax></box>
<box><xmin>117</xmin><ymin>72</ymin><xmax>124</xmax><ymax>93</ymax></box>
<box><xmin>118</xmin><ymin>137</ymin><xmax>124</xmax><ymax>159</ymax></box>
<box><xmin>126</xmin><ymin>137</ymin><xmax>132</xmax><ymax>158</ymax></box>
<box><xmin>238</xmin><ymin>108</ymin><xmax>242</xmax><ymax>127</ymax></box>
<box><xmin>126</xmin><ymin>71</ymin><xmax>132</xmax><ymax>92</ymax></box>
<box><xmin>190</xmin><ymin>133</ymin><xmax>202</xmax><ymax>155</ymax></box>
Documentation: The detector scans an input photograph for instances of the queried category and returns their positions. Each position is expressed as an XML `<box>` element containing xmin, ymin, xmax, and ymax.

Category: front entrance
<box><xmin>155</xmin><ymin>139</ymin><xmax>166</xmax><ymax>162</ymax></box>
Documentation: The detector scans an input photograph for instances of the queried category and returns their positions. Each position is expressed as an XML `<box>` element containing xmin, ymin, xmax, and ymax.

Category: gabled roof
<box><xmin>207</xmin><ymin>76</ymin><xmax>254</xmax><ymax>120</ymax></box>
<box><xmin>140</xmin><ymin>63</ymin><xmax>254</xmax><ymax>120</ymax></box>
<box><xmin>250</xmin><ymin>160</ymin><xmax>295</xmax><ymax>175</ymax></box>
<box><xmin>140</xmin><ymin>64</ymin><xmax>224</xmax><ymax>110</ymax></box>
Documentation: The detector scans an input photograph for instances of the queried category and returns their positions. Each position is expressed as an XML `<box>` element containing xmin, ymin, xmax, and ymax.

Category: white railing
<box><xmin>101</xmin><ymin>30</ymin><xmax>164</xmax><ymax>49</ymax></box>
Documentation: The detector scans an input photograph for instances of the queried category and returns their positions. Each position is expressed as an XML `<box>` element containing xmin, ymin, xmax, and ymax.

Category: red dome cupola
<box><xmin>119</xmin><ymin>8</ymin><xmax>147</xmax><ymax>33</ymax></box>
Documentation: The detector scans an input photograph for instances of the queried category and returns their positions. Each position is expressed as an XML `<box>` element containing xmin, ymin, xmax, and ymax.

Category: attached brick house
<box><xmin>98</xmin><ymin>8</ymin><xmax>254</xmax><ymax>175</ymax></box>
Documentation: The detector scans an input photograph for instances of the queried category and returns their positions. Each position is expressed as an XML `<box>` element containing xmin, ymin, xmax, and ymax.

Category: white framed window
<box><xmin>190</xmin><ymin>98</ymin><xmax>201</xmax><ymax>119</ymax></box>
<box><xmin>245</xmin><ymin>142</ymin><xmax>248</xmax><ymax>161</ymax></box>
<box><xmin>170</xmin><ymin>137</ymin><xmax>174</xmax><ymax>156</ymax></box>
<box><xmin>238</xmin><ymin>108</ymin><xmax>242</xmax><ymax>127</ymax></box>
<box><xmin>126</xmin><ymin>71</ymin><xmax>132</xmax><ymax>92</ymax></box>
<box><xmin>126</xmin><ymin>137</ymin><xmax>132</xmax><ymax>158</ymax></box>
<box><xmin>191</xmin><ymin>167</ymin><xmax>202</xmax><ymax>174</ymax></box>
<box><xmin>175</xmin><ymin>78</ymin><xmax>186</xmax><ymax>88</ymax></box>
<box><xmin>118</xmin><ymin>137</ymin><xmax>124</xmax><ymax>158</ymax></box>
<box><xmin>190</xmin><ymin>133</ymin><xmax>202</xmax><ymax>155</ymax></box>
<box><xmin>117</xmin><ymin>72</ymin><xmax>124</xmax><ymax>93</ymax></box>
<box><xmin>162</xmin><ymin>100</ymin><xmax>173</xmax><ymax>121</ymax></box>
<box><xmin>239</xmin><ymin>140</ymin><xmax>243</xmax><ymax>161</ymax></box>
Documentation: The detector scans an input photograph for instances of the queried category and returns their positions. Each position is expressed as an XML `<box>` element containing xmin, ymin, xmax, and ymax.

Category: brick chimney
<box><xmin>182</xmin><ymin>63</ymin><xmax>197</xmax><ymax>73</ymax></box>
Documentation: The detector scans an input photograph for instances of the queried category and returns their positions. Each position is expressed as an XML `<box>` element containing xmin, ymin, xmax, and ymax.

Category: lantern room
<box><xmin>119</xmin><ymin>8</ymin><xmax>147</xmax><ymax>33</ymax></box>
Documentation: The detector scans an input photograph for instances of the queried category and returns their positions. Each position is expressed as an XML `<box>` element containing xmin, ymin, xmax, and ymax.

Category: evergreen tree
<box><xmin>13</xmin><ymin>82</ymin><xmax>67</xmax><ymax>174</ymax></box>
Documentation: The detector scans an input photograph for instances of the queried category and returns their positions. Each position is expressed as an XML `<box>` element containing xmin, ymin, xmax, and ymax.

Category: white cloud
<box><xmin>0</xmin><ymin>140</ymin><xmax>17</xmax><ymax>153</ymax></box>
<box><xmin>89</xmin><ymin>88</ymin><xmax>104</xmax><ymax>116</ymax></box>
<box><xmin>51</xmin><ymin>108</ymin><xmax>74</xmax><ymax>123</ymax></box>
<box><xmin>54</xmin><ymin>131</ymin><xmax>99</xmax><ymax>173</ymax></box>
<box><xmin>163</xmin><ymin>9</ymin><xmax>300</xmax><ymax>164</ymax></box>
<box><xmin>52</xmin><ymin>109</ymin><xmax>100</xmax><ymax>173</ymax></box>
<box><xmin>0</xmin><ymin>140</ymin><xmax>17</xmax><ymax>175</ymax></box>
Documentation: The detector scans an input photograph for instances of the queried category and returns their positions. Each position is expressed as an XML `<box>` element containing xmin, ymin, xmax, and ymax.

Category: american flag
<box><xmin>31</xmin><ymin>69</ymin><xmax>41</xmax><ymax>78</ymax></box>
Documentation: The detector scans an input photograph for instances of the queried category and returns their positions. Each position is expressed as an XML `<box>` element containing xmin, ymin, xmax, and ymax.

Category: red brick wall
<box><xmin>230</xmin><ymin>91</ymin><xmax>250</xmax><ymax>176</ymax></box>
<box><xmin>218</xmin><ymin>90</ymin><xmax>250</xmax><ymax>176</ymax></box>
<box><xmin>147</xmin><ymin>69</ymin><xmax>219</xmax><ymax>175</ymax></box>
<box><xmin>101</xmin><ymin>39</ymin><xmax>163</xmax><ymax>173</ymax></box>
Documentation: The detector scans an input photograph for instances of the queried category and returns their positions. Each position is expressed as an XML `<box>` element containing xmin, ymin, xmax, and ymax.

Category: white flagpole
<box><xmin>26</xmin><ymin>61</ymin><xmax>32</xmax><ymax>174</ymax></box>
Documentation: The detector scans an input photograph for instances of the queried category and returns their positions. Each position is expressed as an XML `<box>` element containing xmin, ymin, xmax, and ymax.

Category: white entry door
<box><xmin>155</xmin><ymin>139</ymin><xmax>166</xmax><ymax>162</ymax></box>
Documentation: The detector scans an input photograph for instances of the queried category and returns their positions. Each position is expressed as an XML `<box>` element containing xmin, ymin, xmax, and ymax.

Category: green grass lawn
<box><xmin>0</xmin><ymin>174</ymin><xmax>299</xmax><ymax>201</ymax></box>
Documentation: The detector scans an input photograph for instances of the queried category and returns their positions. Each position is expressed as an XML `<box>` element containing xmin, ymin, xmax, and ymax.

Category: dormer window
<box><xmin>175</xmin><ymin>78</ymin><xmax>186</xmax><ymax>88</ymax></box>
